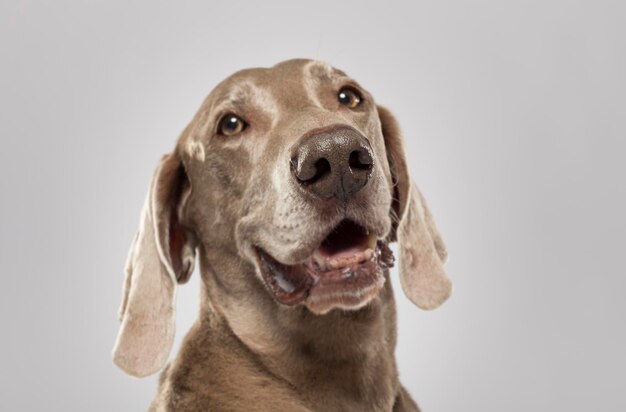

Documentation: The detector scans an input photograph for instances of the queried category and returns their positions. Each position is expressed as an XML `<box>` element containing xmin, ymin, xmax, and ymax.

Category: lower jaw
<box><xmin>304</xmin><ymin>267</ymin><xmax>387</xmax><ymax>315</ymax></box>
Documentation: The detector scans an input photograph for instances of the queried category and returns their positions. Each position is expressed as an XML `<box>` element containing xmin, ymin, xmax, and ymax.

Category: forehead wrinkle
<box><xmin>248</xmin><ymin>82</ymin><xmax>280</xmax><ymax>127</ymax></box>
<box><xmin>303</xmin><ymin>61</ymin><xmax>327</xmax><ymax>108</ymax></box>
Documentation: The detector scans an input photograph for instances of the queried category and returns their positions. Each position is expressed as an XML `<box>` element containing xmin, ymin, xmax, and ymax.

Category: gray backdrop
<box><xmin>1</xmin><ymin>1</ymin><xmax>624</xmax><ymax>411</ymax></box>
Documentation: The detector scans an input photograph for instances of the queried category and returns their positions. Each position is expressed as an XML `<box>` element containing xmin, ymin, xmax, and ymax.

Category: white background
<box><xmin>1</xmin><ymin>1</ymin><xmax>624</xmax><ymax>410</ymax></box>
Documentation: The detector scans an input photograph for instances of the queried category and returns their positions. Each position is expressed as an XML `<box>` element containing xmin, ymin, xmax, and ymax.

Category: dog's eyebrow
<box><xmin>302</xmin><ymin>61</ymin><xmax>352</xmax><ymax>107</ymax></box>
<box><xmin>210</xmin><ymin>83</ymin><xmax>252</xmax><ymax>112</ymax></box>
<box><xmin>305</xmin><ymin>60</ymin><xmax>336</xmax><ymax>78</ymax></box>
<box><xmin>211</xmin><ymin>80</ymin><xmax>279</xmax><ymax>123</ymax></box>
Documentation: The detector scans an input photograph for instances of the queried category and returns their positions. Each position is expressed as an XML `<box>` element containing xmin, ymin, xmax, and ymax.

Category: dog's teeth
<box><xmin>363</xmin><ymin>248</ymin><xmax>373</xmax><ymax>260</ymax></box>
<box><xmin>367</xmin><ymin>234</ymin><xmax>377</xmax><ymax>249</ymax></box>
<box><xmin>274</xmin><ymin>272</ymin><xmax>296</xmax><ymax>293</ymax></box>
<box><xmin>313</xmin><ymin>249</ymin><xmax>327</xmax><ymax>270</ymax></box>
<box><xmin>329</xmin><ymin>258</ymin><xmax>340</xmax><ymax>269</ymax></box>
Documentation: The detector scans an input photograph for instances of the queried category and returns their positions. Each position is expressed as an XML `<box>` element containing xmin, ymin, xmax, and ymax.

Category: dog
<box><xmin>113</xmin><ymin>59</ymin><xmax>452</xmax><ymax>411</ymax></box>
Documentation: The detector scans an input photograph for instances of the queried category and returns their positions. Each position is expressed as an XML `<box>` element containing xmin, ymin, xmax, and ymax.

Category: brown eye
<box><xmin>338</xmin><ymin>87</ymin><xmax>362</xmax><ymax>108</ymax></box>
<box><xmin>218</xmin><ymin>114</ymin><xmax>247</xmax><ymax>136</ymax></box>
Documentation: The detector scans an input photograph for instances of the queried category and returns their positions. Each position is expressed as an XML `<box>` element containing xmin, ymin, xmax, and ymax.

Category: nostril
<box><xmin>349</xmin><ymin>149</ymin><xmax>373</xmax><ymax>171</ymax></box>
<box><xmin>294</xmin><ymin>156</ymin><xmax>332</xmax><ymax>185</ymax></box>
<box><xmin>313</xmin><ymin>158</ymin><xmax>331</xmax><ymax>182</ymax></box>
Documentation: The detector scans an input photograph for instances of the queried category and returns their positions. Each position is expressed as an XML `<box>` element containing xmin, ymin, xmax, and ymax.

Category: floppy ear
<box><xmin>112</xmin><ymin>152</ymin><xmax>196</xmax><ymax>377</ymax></box>
<box><xmin>378</xmin><ymin>106</ymin><xmax>452</xmax><ymax>310</ymax></box>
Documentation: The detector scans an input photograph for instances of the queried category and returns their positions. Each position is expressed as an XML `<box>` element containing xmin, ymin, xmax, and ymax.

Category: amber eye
<box><xmin>218</xmin><ymin>114</ymin><xmax>247</xmax><ymax>136</ymax></box>
<box><xmin>337</xmin><ymin>87</ymin><xmax>362</xmax><ymax>108</ymax></box>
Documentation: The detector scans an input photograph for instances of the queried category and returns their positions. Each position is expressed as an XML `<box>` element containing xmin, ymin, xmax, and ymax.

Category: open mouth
<box><xmin>255</xmin><ymin>220</ymin><xmax>395</xmax><ymax>314</ymax></box>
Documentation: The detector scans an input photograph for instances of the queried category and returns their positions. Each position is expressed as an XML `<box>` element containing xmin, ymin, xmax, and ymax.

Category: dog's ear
<box><xmin>378</xmin><ymin>106</ymin><xmax>452</xmax><ymax>310</ymax></box>
<box><xmin>112</xmin><ymin>151</ymin><xmax>196</xmax><ymax>377</ymax></box>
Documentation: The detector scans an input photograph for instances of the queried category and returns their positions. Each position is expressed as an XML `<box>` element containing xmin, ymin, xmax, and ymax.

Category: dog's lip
<box><xmin>256</xmin><ymin>248</ymin><xmax>313</xmax><ymax>305</ymax></box>
<box><xmin>253</xmin><ymin>220</ymin><xmax>395</xmax><ymax>310</ymax></box>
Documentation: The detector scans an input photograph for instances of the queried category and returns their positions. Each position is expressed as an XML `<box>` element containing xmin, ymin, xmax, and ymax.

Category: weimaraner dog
<box><xmin>113</xmin><ymin>59</ymin><xmax>452</xmax><ymax>411</ymax></box>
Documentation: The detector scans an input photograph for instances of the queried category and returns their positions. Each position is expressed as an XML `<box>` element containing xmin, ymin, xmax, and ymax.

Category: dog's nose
<box><xmin>290</xmin><ymin>127</ymin><xmax>373</xmax><ymax>201</ymax></box>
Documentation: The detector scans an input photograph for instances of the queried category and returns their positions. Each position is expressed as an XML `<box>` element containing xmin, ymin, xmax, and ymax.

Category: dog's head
<box><xmin>113</xmin><ymin>59</ymin><xmax>451</xmax><ymax>377</ymax></box>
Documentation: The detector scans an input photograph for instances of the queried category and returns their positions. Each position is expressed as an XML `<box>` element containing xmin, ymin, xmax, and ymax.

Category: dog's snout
<box><xmin>290</xmin><ymin>127</ymin><xmax>373</xmax><ymax>201</ymax></box>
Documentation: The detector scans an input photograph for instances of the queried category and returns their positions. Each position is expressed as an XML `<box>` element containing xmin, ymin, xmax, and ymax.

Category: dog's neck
<box><xmin>191</xmin><ymin>247</ymin><xmax>401</xmax><ymax>400</ymax></box>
